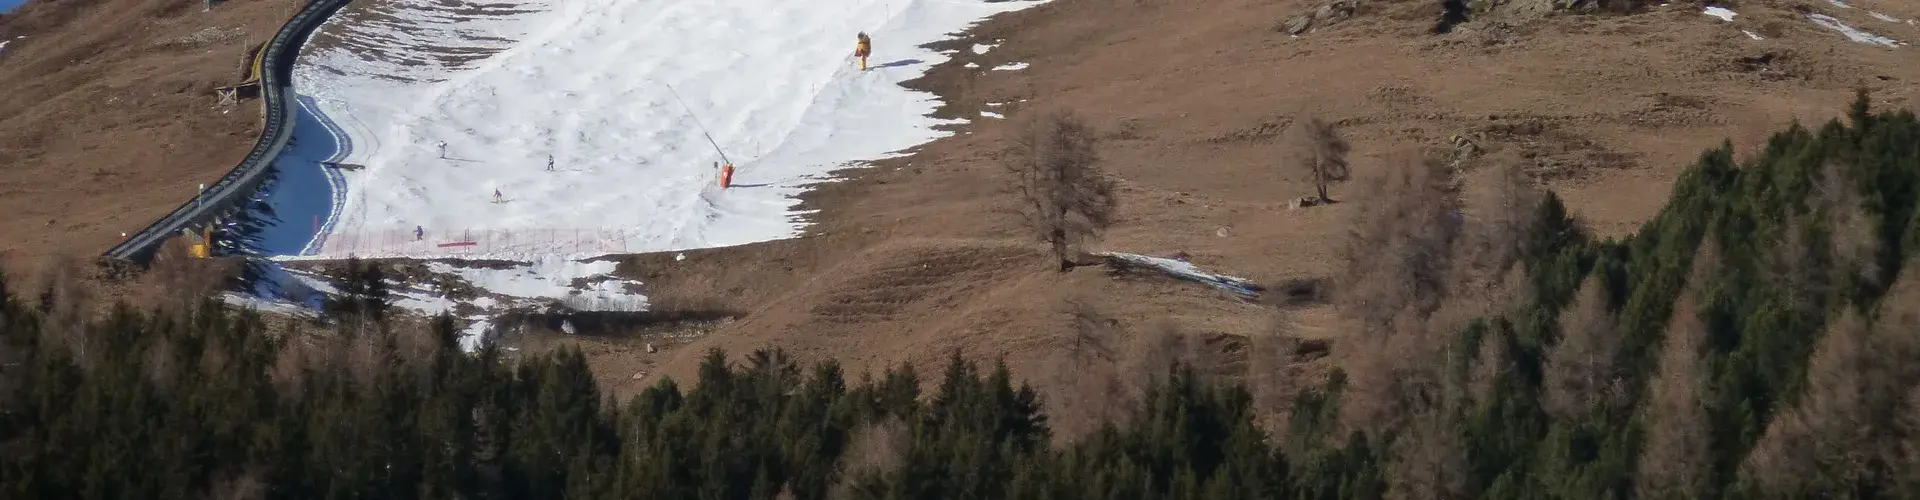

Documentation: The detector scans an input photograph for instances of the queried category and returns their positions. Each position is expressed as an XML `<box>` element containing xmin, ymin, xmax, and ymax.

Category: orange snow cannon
<box><xmin>720</xmin><ymin>163</ymin><xmax>735</xmax><ymax>189</ymax></box>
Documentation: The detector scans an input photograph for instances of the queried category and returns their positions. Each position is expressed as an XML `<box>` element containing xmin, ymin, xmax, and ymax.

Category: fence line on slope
<box><xmin>103</xmin><ymin>0</ymin><xmax>353</xmax><ymax>265</ymax></box>
<box><xmin>314</xmin><ymin>227</ymin><xmax>672</xmax><ymax>258</ymax></box>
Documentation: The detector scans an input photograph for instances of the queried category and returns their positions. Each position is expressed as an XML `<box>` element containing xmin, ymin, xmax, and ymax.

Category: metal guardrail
<box><xmin>104</xmin><ymin>0</ymin><xmax>353</xmax><ymax>264</ymax></box>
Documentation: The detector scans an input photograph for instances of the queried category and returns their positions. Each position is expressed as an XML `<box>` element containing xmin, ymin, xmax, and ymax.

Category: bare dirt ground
<box><xmin>8</xmin><ymin>0</ymin><xmax>1920</xmax><ymax>428</ymax></box>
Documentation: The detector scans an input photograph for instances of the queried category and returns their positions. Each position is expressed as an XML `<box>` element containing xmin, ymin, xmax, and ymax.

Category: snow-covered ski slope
<box><xmin>280</xmin><ymin>0</ymin><xmax>1042</xmax><ymax>260</ymax></box>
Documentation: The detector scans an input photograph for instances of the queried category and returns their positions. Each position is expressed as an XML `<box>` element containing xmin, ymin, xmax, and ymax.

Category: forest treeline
<box><xmin>5</xmin><ymin>93</ymin><xmax>1920</xmax><ymax>499</ymax></box>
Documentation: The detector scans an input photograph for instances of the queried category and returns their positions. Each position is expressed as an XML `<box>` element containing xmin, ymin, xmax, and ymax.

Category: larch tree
<box><xmin>1291</xmin><ymin>116</ymin><xmax>1351</xmax><ymax>205</ymax></box>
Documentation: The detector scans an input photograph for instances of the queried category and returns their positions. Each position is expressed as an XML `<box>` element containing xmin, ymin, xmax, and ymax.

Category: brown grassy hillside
<box><xmin>8</xmin><ymin>0</ymin><xmax>1920</xmax><ymax>429</ymax></box>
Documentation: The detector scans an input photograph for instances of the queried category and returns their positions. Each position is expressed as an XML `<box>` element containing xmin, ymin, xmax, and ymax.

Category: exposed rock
<box><xmin>1282</xmin><ymin>0</ymin><xmax>1361</xmax><ymax>35</ymax></box>
<box><xmin>1284</xmin><ymin>15</ymin><xmax>1313</xmax><ymax>35</ymax></box>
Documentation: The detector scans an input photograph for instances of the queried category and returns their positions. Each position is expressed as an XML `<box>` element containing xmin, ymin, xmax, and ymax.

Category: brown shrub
<box><xmin>143</xmin><ymin>237</ymin><xmax>240</xmax><ymax>311</ymax></box>
<box><xmin>1007</xmin><ymin>110</ymin><xmax>1117</xmax><ymax>271</ymax></box>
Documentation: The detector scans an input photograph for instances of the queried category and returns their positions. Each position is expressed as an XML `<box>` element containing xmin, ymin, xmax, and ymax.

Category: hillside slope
<box><xmin>594</xmin><ymin>0</ymin><xmax>1920</xmax><ymax>399</ymax></box>
<box><xmin>0</xmin><ymin>0</ymin><xmax>301</xmax><ymax>266</ymax></box>
<box><xmin>7</xmin><ymin>0</ymin><xmax>1920</xmax><ymax>421</ymax></box>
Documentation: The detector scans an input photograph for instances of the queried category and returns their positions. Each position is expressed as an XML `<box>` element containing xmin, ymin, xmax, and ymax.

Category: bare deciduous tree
<box><xmin>1291</xmin><ymin>116</ymin><xmax>1351</xmax><ymax>204</ymax></box>
<box><xmin>1337</xmin><ymin>154</ymin><xmax>1463</xmax><ymax>336</ymax></box>
<box><xmin>1741</xmin><ymin>265</ymin><xmax>1920</xmax><ymax>497</ymax></box>
<box><xmin>828</xmin><ymin>416</ymin><xmax>910</xmax><ymax>499</ymax></box>
<box><xmin>1044</xmin><ymin>297</ymin><xmax>1136</xmax><ymax>440</ymax></box>
<box><xmin>1542</xmin><ymin>275</ymin><xmax>1625</xmax><ymax>420</ymax></box>
<box><xmin>1386</xmin><ymin>410</ymin><xmax>1469</xmax><ymax>500</ymax></box>
<box><xmin>1741</xmin><ymin>310</ymin><xmax>1871</xmax><ymax>497</ymax></box>
<box><xmin>1008</xmin><ymin>110</ymin><xmax>1117</xmax><ymax>271</ymax></box>
<box><xmin>1635</xmin><ymin>242</ymin><xmax>1715</xmax><ymax>499</ymax></box>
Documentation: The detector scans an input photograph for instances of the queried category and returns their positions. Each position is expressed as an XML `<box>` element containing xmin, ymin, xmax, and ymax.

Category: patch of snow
<box><xmin>1101</xmin><ymin>252</ymin><xmax>1261</xmax><ymax>299</ymax></box>
<box><xmin>426</xmin><ymin>255</ymin><xmax>648</xmax><ymax>312</ymax></box>
<box><xmin>1807</xmin><ymin>13</ymin><xmax>1903</xmax><ymax>47</ymax></box>
<box><xmin>980</xmin><ymin>110</ymin><xmax>1004</xmax><ymax>119</ymax></box>
<box><xmin>1703</xmin><ymin>6</ymin><xmax>1737</xmax><ymax>22</ymax></box>
<box><xmin>965</xmin><ymin>62</ymin><xmax>980</xmax><ymax>68</ymax></box>
<box><xmin>971</xmin><ymin>43</ymin><xmax>993</xmax><ymax>54</ymax></box>
<box><xmin>219</xmin><ymin>292</ymin><xmax>322</xmax><ymax>319</ymax></box>
<box><xmin>267</xmin><ymin>255</ymin><xmax>647</xmax><ymax>350</ymax></box>
<box><xmin>985</xmin><ymin>101</ymin><xmax>1004</xmax><ymax>107</ymax></box>
<box><xmin>992</xmin><ymin>62</ymin><xmax>1029</xmax><ymax>71</ymax></box>
<box><xmin>1826</xmin><ymin>0</ymin><xmax>1851</xmax><ymax>8</ymax></box>
<box><xmin>1743</xmin><ymin>30</ymin><xmax>1765</xmax><ymax>40</ymax></box>
<box><xmin>1870</xmin><ymin>11</ymin><xmax>1900</xmax><ymax>22</ymax></box>
<box><xmin>264</xmin><ymin>0</ymin><xmax>1049</xmax><ymax>262</ymax></box>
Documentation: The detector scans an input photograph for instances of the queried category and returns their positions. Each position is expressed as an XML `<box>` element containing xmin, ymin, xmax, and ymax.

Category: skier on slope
<box><xmin>854</xmin><ymin>32</ymin><xmax>872</xmax><ymax>71</ymax></box>
<box><xmin>493</xmin><ymin>188</ymin><xmax>504</xmax><ymax>203</ymax></box>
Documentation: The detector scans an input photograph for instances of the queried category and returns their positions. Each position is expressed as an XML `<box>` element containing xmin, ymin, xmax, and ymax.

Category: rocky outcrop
<box><xmin>1281</xmin><ymin>0</ymin><xmax>1362</xmax><ymax>36</ymax></box>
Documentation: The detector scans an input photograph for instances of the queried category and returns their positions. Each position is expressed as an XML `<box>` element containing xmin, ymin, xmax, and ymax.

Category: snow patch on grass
<box><xmin>980</xmin><ymin>110</ymin><xmax>1004</xmax><ymax>119</ymax></box>
<box><xmin>1101</xmin><ymin>252</ymin><xmax>1261</xmax><ymax>299</ymax></box>
<box><xmin>1703</xmin><ymin>6</ymin><xmax>1737</xmax><ymax>21</ymax></box>
<box><xmin>1743</xmin><ymin>30</ymin><xmax>1765</xmax><ymax>40</ymax></box>
<box><xmin>971</xmin><ymin>43</ymin><xmax>993</xmax><ymax>54</ymax></box>
<box><xmin>1808</xmin><ymin>13</ymin><xmax>1903</xmax><ymax>47</ymax></box>
<box><xmin>1869</xmin><ymin>11</ymin><xmax>1900</xmax><ymax>22</ymax></box>
<box><xmin>992</xmin><ymin>62</ymin><xmax>1029</xmax><ymax>71</ymax></box>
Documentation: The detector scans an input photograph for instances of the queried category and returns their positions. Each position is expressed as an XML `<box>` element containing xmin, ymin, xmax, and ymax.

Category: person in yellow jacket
<box><xmin>854</xmin><ymin>32</ymin><xmax>872</xmax><ymax>71</ymax></box>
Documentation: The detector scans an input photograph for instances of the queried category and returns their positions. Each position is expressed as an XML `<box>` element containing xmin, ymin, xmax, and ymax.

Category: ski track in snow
<box><xmin>237</xmin><ymin>0</ymin><xmax>1046</xmax><ymax>345</ymax></box>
